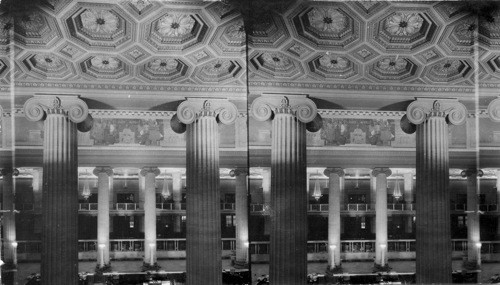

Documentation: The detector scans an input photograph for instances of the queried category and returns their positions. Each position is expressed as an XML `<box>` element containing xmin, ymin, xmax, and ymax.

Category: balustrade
<box><xmin>114</xmin><ymin>203</ymin><xmax>140</xmax><ymax>211</ymax></box>
<box><xmin>79</xmin><ymin>203</ymin><xmax>98</xmax><ymax>211</ymax></box>
<box><xmin>14</xmin><ymin>238</ymin><xmax>500</xmax><ymax>256</ymax></box>
<box><xmin>346</xmin><ymin>204</ymin><xmax>369</xmax><ymax>211</ymax></box>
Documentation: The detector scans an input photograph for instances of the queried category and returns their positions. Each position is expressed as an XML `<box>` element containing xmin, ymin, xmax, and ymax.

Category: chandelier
<box><xmin>81</xmin><ymin>170</ymin><xmax>91</xmax><ymax>201</ymax></box>
<box><xmin>312</xmin><ymin>171</ymin><xmax>323</xmax><ymax>201</ymax></box>
<box><xmin>393</xmin><ymin>173</ymin><xmax>402</xmax><ymax>200</ymax></box>
<box><xmin>161</xmin><ymin>172</ymin><xmax>171</xmax><ymax>200</ymax></box>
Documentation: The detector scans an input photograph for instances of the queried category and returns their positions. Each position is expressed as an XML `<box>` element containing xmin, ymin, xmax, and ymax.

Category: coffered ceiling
<box><xmin>0</xmin><ymin>0</ymin><xmax>499</xmax><ymax>110</ymax></box>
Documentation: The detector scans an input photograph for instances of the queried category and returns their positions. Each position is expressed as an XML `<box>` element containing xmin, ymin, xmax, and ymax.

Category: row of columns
<box><xmin>9</xmin><ymin>94</ymin><xmax>499</xmax><ymax>285</ymax></box>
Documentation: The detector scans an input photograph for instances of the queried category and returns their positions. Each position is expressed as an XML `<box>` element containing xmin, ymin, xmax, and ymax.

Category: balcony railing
<box><xmin>452</xmin><ymin>204</ymin><xmax>499</xmax><ymax>212</ymax></box>
<box><xmin>16</xmin><ymin>239</ymin><xmax>500</xmax><ymax>255</ymax></box>
<box><xmin>156</xmin><ymin>203</ymin><xmax>186</xmax><ymax>210</ymax></box>
<box><xmin>114</xmin><ymin>203</ymin><xmax>140</xmax><ymax>211</ymax></box>
<box><xmin>479</xmin><ymin>204</ymin><xmax>498</xmax><ymax>212</ymax></box>
<box><xmin>221</xmin><ymin>203</ymin><xmax>235</xmax><ymax>211</ymax></box>
<box><xmin>387</xmin><ymin>204</ymin><xmax>415</xmax><ymax>211</ymax></box>
<box><xmin>308</xmin><ymin>204</ymin><xmax>329</xmax><ymax>212</ymax></box>
<box><xmin>346</xmin><ymin>204</ymin><xmax>369</xmax><ymax>211</ymax></box>
<box><xmin>79</xmin><ymin>203</ymin><xmax>98</xmax><ymax>211</ymax></box>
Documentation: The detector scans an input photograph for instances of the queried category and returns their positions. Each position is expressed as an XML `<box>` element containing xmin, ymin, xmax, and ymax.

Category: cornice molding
<box><xmin>6</xmin><ymin>109</ymin><xmax>248</xmax><ymax>119</ymax></box>
<box><xmin>3</xmin><ymin>108</ymin><xmax>484</xmax><ymax>119</ymax></box>
<box><xmin>248</xmin><ymin>81</ymin><xmax>477</xmax><ymax>94</ymax></box>
<box><xmin>10</xmin><ymin>82</ymin><xmax>247</xmax><ymax>94</ymax></box>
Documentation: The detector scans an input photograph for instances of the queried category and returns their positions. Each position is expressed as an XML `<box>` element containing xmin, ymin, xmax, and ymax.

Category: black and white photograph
<box><xmin>0</xmin><ymin>0</ymin><xmax>500</xmax><ymax>284</ymax></box>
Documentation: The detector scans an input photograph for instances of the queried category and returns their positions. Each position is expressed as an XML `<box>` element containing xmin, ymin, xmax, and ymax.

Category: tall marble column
<box><xmin>94</xmin><ymin>166</ymin><xmax>113</xmax><ymax>268</ymax></box>
<box><xmin>372</xmin><ymin>167</ymin><xmax>391</xmax><ymax>269</ymax></box>
<box><xmin>172</xmin><ymin>171</ymin><xmax>183</xmax><ymax>233</ymax></box>
<box><xmin>141</xmin><ymin>167</ymin><xmax>160</xmax><ymax>266</ymax></box>
<box><xmin>262</xmin><ymin>169</ymin><xmax>271</xmax><ymax>236</ymax></box>
<box><xmin>171</xmin><ymin>98</ymin><xmax>237</xmax><ymax>285</ymax></box>
<box><xmin>24</xmin><ymin>95</ymin><xmax>92</xmax><ymax>285</ymax></box>
<box><xmin>370</xmin><ymin>175</ymin><xmax>376</xmax><ymax>234</ymax></box>
<box><xmin>462</xmin><ymin>169</ymin><xmax>483</xmax><ymax>267</ymax></box>
<box><xmin>496</xmin><ymin>170</ymin><xmax>500</xmax><ymax>238</ymax></box>
<box><xmin>230</xmin><ymin>168</ymin><xmax>249</xmax><ymax>267</ymax></box>
<box><xmin>404</xmin><ymin>173</ymin><xmax>414</xmax><ymax>233</ymax></box>
<box><xmin>251</xmin><ymin>94</ymin><xmax>319</xmax><ymax>285</ymax></box>
<box><xmin>32</xmin><ymin>168</ymin><xmax>43</xmax><ymax>234</ymax></box>
<box><xmin>324</xmin><ymin>168</ymin><xmax>344</xmax><ymax>271</ymax></box>
<box><xmin>401</xmin><ymin>98</ymin><xmax>467</xmax><ymax>283</ymax></box>
<box><xmin>1</xmin><ymin>168</ymin><xmax>19</xmax><ymax>267</ymax></box>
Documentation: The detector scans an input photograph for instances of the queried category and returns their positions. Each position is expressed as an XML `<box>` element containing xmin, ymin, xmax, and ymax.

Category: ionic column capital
<box><xmin>93</xmin><ymin>167</ymin><xmax>114</xmax><ymax>177</ymax></box>
<box><xmin>23</xmin><ymin>95</ymin><xmax>90</xmax><ymax>123</ymax></box>
<box><xmin>324</xmin><ymin>167</ymin><xmax>344</xmax><ymax>177</ymax></box>
<box><xmin>401</xmin><ymin>98</ymin><xmax>467</xmax><ymax>134</ymax></box>
<box><xmin>372</xmin><ymin>167</ymin><xmax>392</xmax><ymax>177</ymax></box>
<box><xmin>461</xmin><ymin>169</ymin><xmax>484</xmax><ymax>178</ymax></box>
<box><xmin>230</xmin><ymin>168</ymin><xmax>248</xmax><ymax>177</ymax></box>
<box><xmin>140</xmin><ymin>167</ymin><xmax>161</xmax><ymax>177</ymax></box>
<box><xmin>251</xmin><ymin>94</ymin><xmax>318</xmax><ymax>124</ymax></box>
<box><xmin>172</xmin><ymin>98</ymin><xmax>238</xmax><ymax>134</ymax></box>
<box><xmin>1</xmin><ymin>168</ymin><xmax>19</xmax><ymax>177</ymax></box>
<box><xmin>488</xmin><ymin>96</ymin><xmax>500</xmax><ymax>122</ymax></box>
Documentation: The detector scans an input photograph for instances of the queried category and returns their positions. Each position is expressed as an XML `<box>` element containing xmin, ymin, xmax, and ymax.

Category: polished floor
<box><xmin>11</xmin><ymin>259</ymin><xmax>500</xmax><ymax>284</ymax></box>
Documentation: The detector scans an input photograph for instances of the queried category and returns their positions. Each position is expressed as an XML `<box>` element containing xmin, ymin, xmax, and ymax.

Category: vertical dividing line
<box><xmin>472</xmin><ymin>14</ymin><xmax>481</xmax><ymax>196</ymax></box>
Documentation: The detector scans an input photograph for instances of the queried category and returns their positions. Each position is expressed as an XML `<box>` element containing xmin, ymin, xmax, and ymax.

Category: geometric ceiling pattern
<box><xmin>1</xmin><ymin>1</ymin><xmax>500</xmax><ymax>95</ymax></box>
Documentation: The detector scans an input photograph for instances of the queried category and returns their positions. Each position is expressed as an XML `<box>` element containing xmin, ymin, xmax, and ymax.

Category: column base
<box><xmin>95</xmin><ymin>263</ymin><xmax>112</xmax><ymax>274</ymax></box>
<box><xmin>326</xmin><ymin>264</ymin><xmax>343</xmax><ymax>274</ymax></box>
<box><xmin>141</xmin><ymin>262</ymin><xmax>161</xmax><ymax>272</ymax></box>
<box><xmin>462</xmin><ymin>260</ymin><xmax>480</xmax><ymax>271</ymax></box>
<box><xmin>372</xmin><ymin>263</ymin><xmax>391</xmax><ymax>273</ymax></box>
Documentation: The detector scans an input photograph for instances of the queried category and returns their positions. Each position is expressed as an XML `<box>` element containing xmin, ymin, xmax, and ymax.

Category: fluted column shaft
<box><xmin>1</xmin><ymin>168</ymin><xmax>19</xmax><ymax>266</ymax></box>
<box><xmin>402</xmin><ymin>98</ymin><xmax>467</xmax><ymax>283</ymax></box>
<box><xmin>141</xmin><ymin>167</ymin><xmax>160</xmax><ymax>265</ymax></box>
<box><xmin>462</xmin><ymin>169</ymin><xmax>483</xmax><ymax>265</ymax></box>
<box><xmin>251</xmin><ymin>95</ymin><xmax>318</xmax><ymax>285</ymax></box>
<box><xmin>231</xmin><ymin>168</ymin><xmax>249</xmax><ymax>266</ymax></box>
<box><xmin>172</xmin><ymin>98</ymin><xmax>238</xmax><ymax>285</ymax></box>
<box><xmin>186</xmin><ymin>116</ymin><xmax>221</xmax><ymax>284</ymax></box>
<box><xmin>172</xmin><ymin>172</ymin><xmax>183</xmax><ymax>233</ymax></box>
<box><xmin>416</xmin><ymin>117</ymin><xmax>452</xmax><ymax>281</ymax></box>
<box><xmin>262</xmin><ymin>169</ymin><xmax>271</xmax><ymax>235</ymax></box>
<box><xmin>94</xmin><ymin>167</ymin><xmax>113</xmax><ymax>267</ymax></box>
<box><xmin>270</xmin><ymin>112</ymin><xmax>307</xmax><ymax>285</ymax></box>
<box><xmin>24</xmin><ymin>95</ymin><xmax>92</xmax><ymax>285</ymax></box>
<box><xmin>373</xmin><ymin>168</ymin><xmax>391</xmax><ymax>268</ymax></box>
<box><xmin>325</xmin><ymin>168</ymin><xmax>344</xmax><ymax>269</ymax></box>
<box><xmin>497</xmin><ymin>171</ymin><xmax>500</xmax><ymax>237</ymax></box>
<box><xmin>43</xmin><ymin>112</ymin><xmax>79</xmax><ymax>284</ymax></box>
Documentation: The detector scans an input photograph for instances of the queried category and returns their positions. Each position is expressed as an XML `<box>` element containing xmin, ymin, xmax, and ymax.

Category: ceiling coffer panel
<box><xmin>64</xmin><ymin>3</ymin><xmax>136</xmax><ymax>51</ymax></box>
<box><xmin>141</xmin><ymin>9</ymin><xmax>211</xmax><ymax>53</ymax></box>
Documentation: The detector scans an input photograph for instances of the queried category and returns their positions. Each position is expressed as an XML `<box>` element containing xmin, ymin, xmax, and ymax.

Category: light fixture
<box><xmin>312</xmin><ymin>171</ymin><xmax>323</xmax><ymax>201</ymax></box>
<box><xmin>476</xmin><ymin>242</ymin><xmax>482</xmax><ymax>248</ymax></box>
<box><xmin>161</xmin><ymin>172</ymin><xmax>171</xmax><ymax>200</ymax></box>
<box><xmin>82</xmin><ymin>170</ymin><xmax>91</xmax><ymax>201</ymax></box>
<box><xmin>393</xmin><ymin>173</ymin><xmax>402</xmax><ymax>200</ymax></box>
